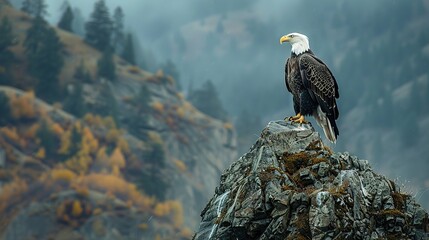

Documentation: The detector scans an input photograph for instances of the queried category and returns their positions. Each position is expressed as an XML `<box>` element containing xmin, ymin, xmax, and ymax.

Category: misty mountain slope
<box><xmin>0</xmin><ymin>3</ymin><xmax>237</xmax><ymax>238</ymax></box>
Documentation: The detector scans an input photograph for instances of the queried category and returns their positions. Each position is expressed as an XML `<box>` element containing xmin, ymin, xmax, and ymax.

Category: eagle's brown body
<box><xmin>281</xmin><ymin>33</ymin><xmax>340</xmax><ymax>143</ymax></box>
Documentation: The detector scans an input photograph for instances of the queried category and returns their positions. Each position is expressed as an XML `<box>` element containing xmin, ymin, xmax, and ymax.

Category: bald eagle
<box><xmin>280</xmin><ymin>33</ymin><xmax>339</xmax><ymax>143</ymax></box>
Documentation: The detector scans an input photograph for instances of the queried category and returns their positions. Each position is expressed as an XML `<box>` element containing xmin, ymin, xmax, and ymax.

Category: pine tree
<box><xmin>112</xmin><ymin>6</ymin><xmax>124</xmax><ymax>53</ymax></box>
<box><xmin>121</xmin><ymin>33</ymin><xmax>135</xmax><ymax>65</ymax></box>
<box><xmin>161</xmin><ymin>59</ymin><xmax>180</xmax><ymax>89</ymax></box>
<box><xmin>0</xmin><ymin>17</ymin><xmax>16</xmax><ymax>85</ymax></box>
<box><xmin>97</xmin><ymin>48</ymin><xmax>116</xmax><ymax>81</ymax></box>
<box><xmin>21</xmin><ymin>0</ymin><xmax>47</xmax><ymax>17</ymax></box>
<box><xmin>37</xmin><ymin>120</ymin><xmax>57</xmax><ymax>156</ymax></box>
<box><xmin>73</xmin><ymin>61</ymin><xmax>92</xmax><ymax>83</ymax></box>
<box><xmin>58</xmin><ymin>5</ymin><xmax>74</xmax><ymax>32</ymax></box>
<box><xmin>24</xmin><ymin>16</ymin><xmax>47</xmax><ymax>54</ymax></box>
<box><xmin>33</xmin><ymin>0</ymin><xmax>47</xmax><ymax>18</ymax></box>
<box><xmin>64</xmin><ymin>82</ymin><xmax>86</xmax><ymax>117</ymax></box>
<box><xmin>188</xmin><ymin>80</ymin><xmax>228</xmax><ymax>120</ymax></box>
<box><xmin>129</xmin><ymin>84</ymin><xmax>151</xmax><ymax>132</ymax></box>
<box><xmin>0</xmin><ymin>91</ymin><xmax>12</xmax><ymax>126</ymax></box>
<box><xmin>72</xmin><ymin>7</ymin><xmax>85</xmax><ymax>37</ymax></box>
<box><xmin>21</xmin><ymin>0</ymin><xmax>33</xmax><ymax>15</ymax></box>
<box><xmin>24</xmin><ymin>17</ymin><xmax>64</xmax><ymax>102</ymax></box>
<box><xmin>84</xmin><ymin>0</ymin><xmax>113</xmax><ymax>51</ymax></box>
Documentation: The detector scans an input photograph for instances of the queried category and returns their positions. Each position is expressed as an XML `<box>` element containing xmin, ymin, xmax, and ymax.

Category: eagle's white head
<box><xmin>280</xmin><ymin>32</ymin><xmax>310</xmax><ymax>55</ymax></box>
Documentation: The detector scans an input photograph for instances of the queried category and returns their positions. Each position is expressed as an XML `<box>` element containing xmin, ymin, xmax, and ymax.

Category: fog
<box><xmin>12</xmin><ymin>0</ymin><xmax>429</xmax><ymax>208</ymax></box>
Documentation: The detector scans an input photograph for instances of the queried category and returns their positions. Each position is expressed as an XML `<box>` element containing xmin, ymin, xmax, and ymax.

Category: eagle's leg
<box><xmin>288</xmin><ymin>113</ymin><xmax>302</xmax><ymax>121</ymax></box>
<box><xmin>292</xmin><ymin>114</ymin><xmax>308</xmax><ymax>124</ymax></box>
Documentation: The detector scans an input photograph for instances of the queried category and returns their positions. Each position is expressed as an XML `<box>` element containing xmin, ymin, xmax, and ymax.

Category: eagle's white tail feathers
<box><xmin>313</xmin><ymin>107</ymin><xmax>337</xmax><ymax>144</ymax></box>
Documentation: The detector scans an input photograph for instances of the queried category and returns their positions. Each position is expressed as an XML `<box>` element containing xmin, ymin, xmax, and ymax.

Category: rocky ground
<box><xmin>194</xmin><ymin>120</ymin><xmax>429</xmax><ymax>240</ymax></box>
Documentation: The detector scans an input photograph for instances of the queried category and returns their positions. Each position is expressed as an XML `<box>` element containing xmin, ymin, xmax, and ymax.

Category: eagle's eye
<box><xmin>290</xmin><ymin>34</ymin><xmax>294</xmax><ymax>38</ymax></box>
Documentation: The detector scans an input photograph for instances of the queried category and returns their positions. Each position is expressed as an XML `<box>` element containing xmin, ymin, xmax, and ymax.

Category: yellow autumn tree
<box><xmin>71</xmin><ymin>200</ymin><xmax>83</xmax><ymax>217</ymax></box>
<box><xmin>116</xmin><ymin>137</ymin><xmax>130</xmax><ymax>154</ymax></box>
<box><xmin>81</xmin><ymin>127</ymin><xmax>98</xmax><ymax>154</ymax></box>
<box><xmin>109</xmin><ymin>147</ymin><xmax>126</xmax><ymax>173</ymax></box>
<box><xmin>102</xmin><ymin>116</ymin><xmax>116</xmax><ymax>129</ymax></box>
<box><xmin>35</xmin><ymin>147</ymin><xmax>46</xmax><ymax>159</ymax></box>
<box><xmin>24</xmin><ymin>123</ymin><xmax>40</xmax><ymax>139</ymax></box>
<box><xmin>58</xmin><ymin>128</ymin><xmax>72</xmax><ymax>155</ymax></box>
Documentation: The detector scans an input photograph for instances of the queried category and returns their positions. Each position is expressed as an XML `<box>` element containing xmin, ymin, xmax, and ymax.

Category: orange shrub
<box><xmin>58</xmin><ymin>129</ymin><xmax>71</xmax><ymax>155</ymax></box>
<box><xmin>176</xmin><ymin>92</ymin><xmax>185</xmax><ymax>101</ymax></box>
<box><xmin>77</xmin><ymin>173</ymin><xmax>155</xmax><ymax>210</ymax></box>
<box><xmin>106</xmin><ymin>128</ymin><xmax>121</xmax><ymax>144</ymax></box>
<box><xmin>116</xmin><ymin>137</ymin><xmax>130</xmax><ymax>154</ymax></box>
<box><xmin>176</xmin><ymin>106</ymin><xmax>186</xmax><ymax>119</ymax></box>
<box><xmin>9</xmin><ymin>91</ymin><xmax>36</xmax><ymax>119</ymax></box>
<box><xmin>173</xmin><ymin>159</ymin><xmax>187</xmax><ymax>172</ymax></box>
<box><xmin>128</xmin><ymin>66</ymin><xmax>140</xmax><ymax>74</ymax></box>
<box><xmin>82</xmin><ymin>127</ymin><xmax>98</xmax><ymax>154</ymax></box>
<box><xmin>102</xmin><ymin>116</ymin><xmax>116</xmax><ymax>129</ymax></box>
<box><xmin>223</xmin><ymin>122</ymin><xmax>234</xmax><ymax>130</ymax></box>
<box><xmin>24</xmin><ymin>123</ymin><xmax>40</xmax><ymax>139</ymax></box>
<box><xmin>0</xmin><ymin>179</ymin><xmax>28</xmax><ymax>214</ymax></box>
<box><xmin>35</xmin><ymin>147</ymin><xmax>46</xmax><ymax>159</ymax></box>
<box><xmin>147</xmin><ymin>131</ymin><xmax>163</xmax><ymax>144</ymax></box>
<box><xmin>155</xmin><ymin>69</ymin><xmax>164</xmax><ymax>78</ymax></box>
<box><xmin>49</xmin><ymin>168</ymin><xmax>77</xmax><ymax>182</ymax></box>
<box><xmin>153</xmin><ymin>200</ymin><xmax>184</xmax><ymax>228</ymax></box>
<box><xmin>152</xmin><ymin>101</ymin><xmax>164</xmax><ymax>112</ymax></box>
<box><xmin>0</xmin><ymin>127</ymin><xmax>20</xmax><ymax>144</ymax></box>
<box><xmin>51</xmin><ymin>123</ymin><xmax>65</xmax><ymax>136</ymax></box>
<box><xmin>72</xmin><ymin>200</ymin><xmax>83</xmax><ymax>217</ymax></box>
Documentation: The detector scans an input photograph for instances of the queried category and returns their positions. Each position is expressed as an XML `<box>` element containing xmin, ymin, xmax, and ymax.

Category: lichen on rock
<box><xmin>194</xmin><ymin>120</ymin><xmax>429</xmax><ymax>240</ymax></box>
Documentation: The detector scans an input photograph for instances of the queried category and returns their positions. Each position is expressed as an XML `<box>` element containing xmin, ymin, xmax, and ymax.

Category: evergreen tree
<box><xmin>188</xmin><ymin>80</ymin><xmax>228</xmax><ymax>120</ymax></box>
<box><xmin>58</xmin><ymin>5</ymin><xmax>74</xmax><ymax>32</ymax></box>
<box><xmin>129</xmin><ymin>84</ymin><xmax>151</xmax><ymax>132</ymax></box>
<box><xmin>0</xmin><ymin>91</ymin><xmax>12</xmax><ymax>126</ymax></box>
<box><xmin>140</xmin><ymin>141</ymin><xmax>169</xmax><ymax>200</ymax></box>
<box><xmin>24</xmin><ymin>17</ymin><xmax>64</xmax><ymax>102</ymax></box>
<box><xmin>97</xmin><ymin>48</ymin><xmax>116</xmax><ymax>81</ymax></box>
<box><xmin>24</xmin><ymin>16</ymin><xmax>47</xmax><ymax>54</ymax></box>
<box><xmin>21</xmin><ymin>0</ymin><xmax>33</xmax><ymax>15</ymax></box>
<box><xmin>33</xmin><ymin>0</ymin><xmax>47</xmax><ymax>18</ymax></box>
<box><xmin>0</xmin><ymin>17</ymin><xmax>16</xmax><ymax>85</ymax></box>
<box><xmin>84</xmin><ymin>0</ymin><xmax>113</xmax><ymax>51</ymax></box>
<box><xmin>121</xmin><ymin>33</ymin><xmax>135</xmax><ymax>65</ymax></box>
<box><xmin>21</xmin><ymin>0</ymin><xmax>47</xmax><ymax>17</ymax></box>
<box><xmin>63</xmin><ymin>82</ymin><xmax>86</xmax><ymax>117</ymax></box>
<box><xmin>37</xmin><ymin>120</ymin><xmax>57</xmax><ymax>156</ymax></box>
<box><xmin>112</xmin><ymin>6</ymin><xmax>124</xmax><ymax>53</ymax></box>
<box><xmin>73</xmin><ymin>61</ymin><xmax>92</xmax><ymax>83</ymax></box>
<box><xmin>72</xmin><ymin>7</ymin><xmax>85</xmax><ymax>37</ymax></box>
<box><xmin>160</xmin><ymin>59</ymin><xmax>180</xmax><ymax>89</ymax></box>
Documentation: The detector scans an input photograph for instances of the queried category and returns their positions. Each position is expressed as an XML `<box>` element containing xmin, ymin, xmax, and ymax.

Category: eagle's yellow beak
<box><xmin>280</xmin><ymin>35</ymin><xmax>290</xmax><ymax>44</ymax></box>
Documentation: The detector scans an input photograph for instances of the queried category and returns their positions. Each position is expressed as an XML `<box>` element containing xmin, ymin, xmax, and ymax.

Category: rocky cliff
<box><xmin>195</xmin><ymin>120</ymin><xmax>429</xmax><ymax>240</ymax></box>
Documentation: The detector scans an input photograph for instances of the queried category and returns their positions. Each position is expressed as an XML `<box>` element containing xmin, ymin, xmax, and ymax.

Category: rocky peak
<box><xmin>194</xmin><ymin>120</ymin><xmax>429</xmax><ymax>240</ymax></box>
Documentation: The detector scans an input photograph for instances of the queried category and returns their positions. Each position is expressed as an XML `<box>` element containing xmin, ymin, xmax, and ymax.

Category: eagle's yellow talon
<box><xmin>292</xmin><ymin>115</ymin><xmax>307</xmax><ymax>124</ymax></box>
<box><xmin>288</xmin><ymin>113</ymin><xmax>302</xmax><ymax>121</ymax></box>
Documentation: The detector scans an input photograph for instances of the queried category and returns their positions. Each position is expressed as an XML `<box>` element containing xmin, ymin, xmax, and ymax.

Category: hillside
<box><xmin>0</xmin><ymin>3</ymin><xmax>236</xmax><ymax>239</ymax></box>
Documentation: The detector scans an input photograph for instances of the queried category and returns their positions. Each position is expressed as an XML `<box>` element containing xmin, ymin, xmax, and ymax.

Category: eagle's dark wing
<box><xmin>284</xmin><ymin>58</ymin><xmax>291</xmax><ymax>92</ymax></box>
<box><xmin>299</xmin><ymin>54</ymin><xmax>339</xmax><ymax>120</ymax></box>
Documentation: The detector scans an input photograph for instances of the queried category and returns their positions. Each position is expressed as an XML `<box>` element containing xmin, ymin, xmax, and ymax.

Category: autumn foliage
<box><xmin>9</xmin><ymin>91</ymin><xmax>37</xmax><ymax>120</ymax></box>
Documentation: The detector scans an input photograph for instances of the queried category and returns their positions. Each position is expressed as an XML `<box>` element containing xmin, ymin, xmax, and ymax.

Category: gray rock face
<box><xmin>106</xmin><ymin>78</ymin><xmax>237</xmax><ymax>229</ymax></box>
<box><xmin>195</xmin><ymin>120</ymin><xmax>429</xmax><ymax>240</ymax></box>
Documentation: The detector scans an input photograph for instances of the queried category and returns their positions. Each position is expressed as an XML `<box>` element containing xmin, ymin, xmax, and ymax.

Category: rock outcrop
<box><xmin>195</xmin><ymin>120</ymin><xmax>429</xmax><ymax>240</ymax></box>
